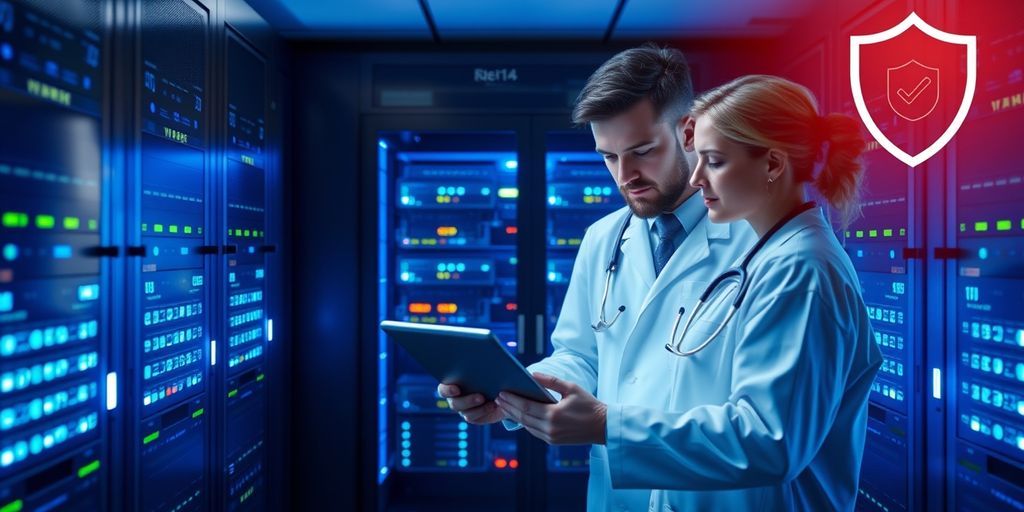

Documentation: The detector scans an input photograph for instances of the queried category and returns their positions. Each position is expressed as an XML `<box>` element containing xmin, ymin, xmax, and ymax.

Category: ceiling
<box><xmin>245</xmin><ymin>0</ymin><xmax>816</xmax><ymax>41</ymax></box>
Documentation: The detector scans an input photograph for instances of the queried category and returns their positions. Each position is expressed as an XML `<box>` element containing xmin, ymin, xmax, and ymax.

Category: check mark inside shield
<box><xmin>897</xmin><ymin>76</ymin><xmax>932</xmax><ymax>104</ymax></box>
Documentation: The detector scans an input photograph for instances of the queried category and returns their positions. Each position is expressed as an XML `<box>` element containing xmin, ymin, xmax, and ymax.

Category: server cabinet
<box><xmin>220</xmin><ymin>29</ymin><xmax>270</xmax><ymax>512</ymax></box>
<box><xmin>0</xmin><ymin>1</ymin><xmax>108</xmax><ymax>510</ymax></box>
<box><xmin>128</xmin><ymin>0</ymin><xmax>212</xmax><ymax>509</ymax></box>
<box><xmin>946</xmin><ymin>0</ymin><xmax>1024</xmax><ymax>509</ymax></box>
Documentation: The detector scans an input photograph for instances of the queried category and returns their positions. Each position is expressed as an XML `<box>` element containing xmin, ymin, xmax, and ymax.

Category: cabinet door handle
<box><xmin>535</xmin><ymin>314</ymin><xmax>545</xmax><ymax>356</ymax></box>
<box><xmin>517</xmin><ymin>314</ymin><xmax>526</xmax><ymax>355</ymax></box>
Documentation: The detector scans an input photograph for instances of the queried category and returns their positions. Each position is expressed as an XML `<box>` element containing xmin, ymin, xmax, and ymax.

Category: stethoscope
<box><xmin>588</xmin><ymin>200</ymin><xmax>817</xmax><ymax>347</ymax></box>
<box><xmin>664</xmin><ymin>200</ymin><xmax>817</xmax><ymax>356</ymax></box>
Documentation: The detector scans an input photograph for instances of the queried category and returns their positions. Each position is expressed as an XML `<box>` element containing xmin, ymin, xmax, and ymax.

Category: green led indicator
<box><xmin>996</xmin><ymin>220</ymin><xmax>1011</xmax><ymax>231</ymax></box>
<box><xmin>959</xmin><ymin>223</ymin><xmax>966</xmax><ymax>232</ymax></box>
<box><xmin>0</xmin><ymin>499</ymin><xmax>23</xmax><ymax>512</ymax></box>
<box><xmin>975</xmin><ymin>221</ymin><xmax>989</xmax><ymax>232</ymax></box>
<box><xmin>855</xmin><ymin>230</ymin><xmax>864</xmax><ymax>238</ymax></box>
<box><xmin>142</xmin><ymin>224</ymin><xmax>148</xmax><ymax>232</ymax></box>
<box><xmin>883</xmin><ymin>229</ymin><xmax>893</xmax><ymax>237</ymax></box>
<box><xmin>869</xmin><ymin>229</ymin><xmax>878</xmax><ymax>238</ymax></box>
<box><xmin>844</xmin><ymin>231</ymin><xmax>851</xmax><ymax>238</ymax></box>
<box><xmin>228</xmin><ymin>389</ymin><xmax>238</xmax><ymax>398</ymax></box>
<box><xmin>256</xmin><ymin>373</ymin><xmax>265</xmax><ymax>382</ymax></box>
<box><xmin>77</xmin><ymin>460</ymin><xmax>100</xmax><ymax>478</ymax></box>
<box><xmin>192</xmin><ymin>408</ymin><xmax>205</xmax><ymax>418</ymax></box>
<box><xmin>169</xmin><ymin>225</ymin><xmax>178</xmax><ymax>234</ymax></box>
<box><xmin>184</xmin><ymin>226</ymin><xmax>192</xmax><ymax>234</ymax></box>
<box><xmin>35</xmin><ymin>215</ymin><xmax>55</xmax><ymax>229</ymax></box>
<box><xmin>154</xmin><ymin>224</ymin><xmax>164</xmax><ymax>233</ymax></box>
<box><xmin>899</xmin><ymin>228</ymin><xmax>906</xmax><ymax>236</ymax></box>
<box><xmin>88</xmin><ymin>220</ymin><xmax>97</xmax><ymax>230</ymax></box>
<box><xmin>63</xmin><ymin>217</ymin><xmax>80</xmax><ymax>230</ymax></box>
<box><xmin>143</xmin><ymin>431</ymin><xmax>160</xmax><ymax>444</ymax></box>
<box><xmin>2</xmin><ymin>212</ymin><xmax>27</xmax><ymax>228</ymax></box>
<box><xmin>244</xmin><ymin>230</ymin><xmax>251</xmax><ymax>237</ymax></box>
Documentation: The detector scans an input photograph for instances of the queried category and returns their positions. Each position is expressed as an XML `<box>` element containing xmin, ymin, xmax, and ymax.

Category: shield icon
<box><xmin>851</xmin><ymin>12</ymin><xmax>976</xmax><ymax>167</ymax></box>
<box><xmin>887</xmin><ymin>60</ymin><xmax>939</xmax><ymax>122</ymax></box>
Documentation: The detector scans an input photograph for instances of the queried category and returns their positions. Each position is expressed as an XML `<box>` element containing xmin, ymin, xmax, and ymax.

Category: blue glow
<box><xmin>83</xmin><ymin>76</ymin><xmax>91</xmax><ymax>90</ymax></box>
<box><xmin>77</xmin><ymin>285</ymin><xmax>99</xmax><ymax>302</ymax></box>
<box><xmin>3</xmin><ymin>244</ymin><xmax>18</xmax><ymax>261</ymax></box>
<box><xmin>979</xmin><ymin>247</ymin><xmax>989</xmax><ymax>260</ymax></box>
<box><xmin>379</xmin><ymin>140</ymin><xmax>388</xmax><ymax>149</ymax></box>
<box><xmin>481</xmin><ymin>187</ymin><xmax>491</xmax><ymax>196</ymax></box>
<box><xmin>0</xmin><ymin>43</ymin><xmax>12</xmax><ymax>61</ymax></box>
<box><xmin>584</xmin><ymin>187</ymin><xmax>592</xmax><ymax>195</ymax></box>
<box><xmin>504</xmin><ymin>160</ymin><xmax>518</xmax><ymax>170</ymax></box>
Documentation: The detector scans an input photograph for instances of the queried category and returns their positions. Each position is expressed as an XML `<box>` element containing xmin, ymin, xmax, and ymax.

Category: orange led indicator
<box><xmin>437</xmin><ymin>303</ymin><xmax>458</xmax><ymax>314</ymax></box>
<box><xmin>494</xmin><ymin>458</ymin><xmax>508</xmax><ymax>469</ymax></box>
<box><xmin>409</xmin><ymin>303</ymin><xmax>432</xmax><ymax>314</ymax></box>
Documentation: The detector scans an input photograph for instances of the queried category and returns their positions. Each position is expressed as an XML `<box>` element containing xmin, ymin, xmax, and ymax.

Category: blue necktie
<box><xmin>653</xmin><ymin>214</ymin><xmax>684</xmax><ymax>277</ymax></box>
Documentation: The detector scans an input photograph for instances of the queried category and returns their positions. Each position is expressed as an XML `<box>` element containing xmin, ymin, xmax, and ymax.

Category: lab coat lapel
<box><xmin>638</xmin><ymin>215</ymin><xmax>728</xmax><ymax>315</ymax></box>
<box><xmin>617</xmin><ymin>214</ymin><xmax>655</xmax><ymax>292</ymax></box>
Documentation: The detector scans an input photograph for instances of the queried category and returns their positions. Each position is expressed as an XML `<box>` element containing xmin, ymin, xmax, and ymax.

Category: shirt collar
<box><xmin>645</xmin><ymin>190</ymin><xmax>706</xmax><ymax>235</ymax></box>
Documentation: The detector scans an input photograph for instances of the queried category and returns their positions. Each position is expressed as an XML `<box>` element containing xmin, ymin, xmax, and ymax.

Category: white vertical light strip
<box><xmin>267</xmin><ymin>318</ymin><xmax>273</xmax><ymax>342</ymax></box>
<box><xmin>932</xmin><ymin>368</ymin><xmax>942</xmax><ymax>399</ymax></box>
<box><xmin>106</xmin><ymin>372</ymin><xmax>117</xmax><ymax>410</ymax></box>
<box><xmin>211</xmin><ymin>339</ymin><xmax>217</xmax><ymax>366</ymax></box>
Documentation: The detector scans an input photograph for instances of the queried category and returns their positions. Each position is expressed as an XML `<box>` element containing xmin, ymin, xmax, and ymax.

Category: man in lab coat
<box><xmin>440</xmin><ymin>44</ymin><xmax>757</xmax><ymax>510</ymax></box>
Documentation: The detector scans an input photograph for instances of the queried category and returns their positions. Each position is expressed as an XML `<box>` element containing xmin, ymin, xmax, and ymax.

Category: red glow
<box><xmin>509</xmin><ymin>459</ymin><xmax>519</xmax><ymax>469</ymax></box>
<box><xmin>505</xmin><ymin>226</ymin><xmax>518</xmax><ymax>234</ymax></box>
<box><xmin>494</xmin><ymin>458</ymin><xmax>508</xmax><ymax>469</ymax></box>
<box><xmin>505</xmin><ymin>303</ymin><xmax>517</xmax><ymax>311</ymax></box>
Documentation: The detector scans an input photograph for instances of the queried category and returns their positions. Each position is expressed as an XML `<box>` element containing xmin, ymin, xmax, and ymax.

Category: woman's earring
<box><xmin>767</xmin><ymin>176</ymin><xmax>775</xmax><ymax>184</ymax></box>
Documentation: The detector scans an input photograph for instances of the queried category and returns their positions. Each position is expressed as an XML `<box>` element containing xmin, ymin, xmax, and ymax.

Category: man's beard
<box><xmin>619</xmin><ymin>150</ymin><xmax>690</xmax><ymax>218</ymax></box>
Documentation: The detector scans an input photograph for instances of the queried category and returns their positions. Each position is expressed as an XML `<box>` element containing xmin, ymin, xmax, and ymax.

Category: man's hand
<box><xmin>437</xmin><ymin>383</ymin><xmax>506</xmax><ymax>425</ymax></box>
<box><xmin>495</xmin><ymin>372</ymin><xmax>607</xmax><ymax>445</ymax></box>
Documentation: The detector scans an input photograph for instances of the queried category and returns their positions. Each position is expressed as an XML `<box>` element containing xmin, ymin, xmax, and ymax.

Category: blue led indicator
<box><xmin>83</xmin><ymin>76</ymin><xmax>91</xmax><ymax>90</ymax></box>
<box><xmin>436</xmin><ymin>186</ymin><xmax>445</xmax><ymax>195</ymax></box>
<box><xmin>456</xmin><ymin>263</ymin><xmax>466</xmax><ymax>272</ymax></box>
<box><xmin>458</xmin><ymin>460</ymin><xmax>468</xmax><ymax>467</ymax></box>
<box><xmin>584</xmin><ymin>187</ymin><xmax>593</xmax><ymax>195</ymax></box>
<box><xmin>446</xmin><ymin>187</ymin><xmax>455</xmax><ymax>195</ymax></box>
<box><xmin>2</xmin><ymin>243</ymin><xmax>17</xmax><ymax>261</ymax></box>
<box><xmin>436</xmin><ymin>263</ymin><xmax>445</xmax><ymax>272</ymax></box>
<box><xmin>378</xmin><ymin>140</ymin><xmax>388</xmax><ymax>149</ymax></box>
<box><xmin>458</xmin><ymin>422</ymin><xmax>468</xmax><ymax>430</ymax></box>
<box><xmin>401</xmin><ymin>459</ymin><xmax>411</xmax><ymax>467</ymax></box>
<box><xmin>153</xmin><ymin>246</ymin><xmax>160</xmax><ymax>256</ymax></box>
<box><xmin>603</xmin><ymin>186</ymin><xmax>612</xmax><ymax>195</ymax></box>
<box><xmin>0</xmin><ymin>43</ymin><xmax>12</xmax><ymax>61</ymax></box>
<box><xmin>504</xmin><ymin>160</ymin><xmax>518</xmax><ymax>169</ymax></box>
<box><xmin>889</xmin><ymin>249</ymin><xmax>896</xmax><ymax>259</ymax></box>
<box><xmin>979</xmin><ymin>247</ymin><xmax>988</xmax><ymax>260</ymax></box>
<box><xmin>480</xmin><ymin>264</ymin><xmax>490</xmax><ymax>272</ymax></box>
<box><xmin>77</xmin><ymin>285</ymin><xmax>99</xmax><ymax>302</ymax></box>
<box><xmin>481</xmin><ymin>187</ymin><xmax>491</xmax><ymax>196</ymax></box>
<box><xmin>149</xmin><ymin>101</ymin><xmax>156</xmax><ymax>113</ymax></box>
<box><xmin>53</xmin><ymin>245</ymin><xmax>72</xmax><ymax>259</ymax></box>
<box><xmin>456</xmin><ymin>186</ymin><xmax>465</xmax><ymax>196</ymax></box>
<box><xmin>401</xmin><ymin>421</ymin><xmax>411</xmax><ymax>430</ymax></box>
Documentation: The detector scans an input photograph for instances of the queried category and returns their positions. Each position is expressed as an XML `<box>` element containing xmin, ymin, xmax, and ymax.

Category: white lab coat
<box><xmin>528</xmin><ymin>198</ymin><xmax>758</xmax><ymax>512</ymax></box>
<box><xmin>602</xmin><ymin>207</ymin><xmax>883</xmax><ymax>511</ymax></box>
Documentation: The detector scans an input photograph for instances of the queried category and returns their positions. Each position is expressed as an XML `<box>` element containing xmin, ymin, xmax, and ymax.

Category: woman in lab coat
<box><xmin>497</xmin><ymin>74</ymin><xmax>883</xmax><ymax>511</ymax></box>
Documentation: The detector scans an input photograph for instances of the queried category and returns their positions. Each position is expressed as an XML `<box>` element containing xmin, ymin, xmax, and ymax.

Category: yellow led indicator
<box><xmin>497</xmin><ymin>188</ymin><xmax>519</xmax><ymax>199</ymax></box>
<box><xmin>883</xmin><ymin>229</ymin><xmax>893</xmax><ymax>237</ymax></box>
<box><xmin>27</xmin><ymin>78</ymin><xmax>72</xmax><ymax>106</ymax></box>
<box><xmin>36</xmin><ymin>215</ymin><xmax>55</xmax><ymax>229</ymax></box>
<box><xmin>437</xmin><ymin>303</ymin><xmax>458</xmax><ymax>314</ymax></box>
<box><xmin>163</xmin><ymin>126</ymin><xmax>188</xmax><ymax>144</ymax></box>
<box><xmin>996</xmin><ymin>220</ymin><xmax>1011</xmax><ymax>231</ymax></box>
<box><xmin>436</xmin><ymin>400</ymin><xmax>449</xmax><ymax>409</ymax></box>
<box><xmin>242</xmin><ymin>155</ymin><xmax>255</xmax><ymax>166</ymax></box>
<box><xmin>975</xmin><ymin>221</ymin><xmax>989</xmax><ymax>232</ymax></box>
<box><xmin>64</xmin><ymin>217</ymin><xmax>80</xmax><ymax>230</ymax></box>
<box><xmin>437</xmin><ymin>226</ymin><xmax>458</xmax><ymax>237</ymax></box>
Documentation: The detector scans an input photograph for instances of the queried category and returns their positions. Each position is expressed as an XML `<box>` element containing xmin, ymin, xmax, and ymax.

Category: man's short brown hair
<box><xmin>572</xmin><ymin>43</ymin><xmax>694</xmax><ymax>126</ymax></box>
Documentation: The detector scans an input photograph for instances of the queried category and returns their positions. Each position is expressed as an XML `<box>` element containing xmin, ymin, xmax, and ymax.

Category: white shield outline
<box><xmin>850</xmin><ymin>12</ymin><xmax>976</xmax><ymax>167</ymax></box>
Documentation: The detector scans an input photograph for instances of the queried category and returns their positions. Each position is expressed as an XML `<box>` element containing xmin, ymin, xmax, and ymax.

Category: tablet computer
<box><xmin>380</xmin><ymin>320</ymin><xmax>557</xmax><ymax>404</ymax></box>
